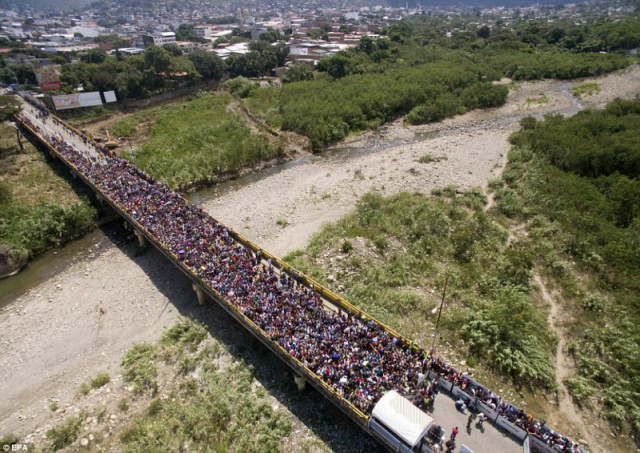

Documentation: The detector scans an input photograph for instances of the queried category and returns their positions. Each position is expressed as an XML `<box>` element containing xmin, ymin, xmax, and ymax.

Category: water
<box><xmin>0</xmin><ymin>225</ymin><xmax>119</xmax><ymax>310</ymax></box>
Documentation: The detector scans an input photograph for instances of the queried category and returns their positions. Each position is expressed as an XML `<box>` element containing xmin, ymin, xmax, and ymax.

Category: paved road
<box><xmin>17</xmin><ymin>96</ymin><xmax>103</xmax><ymax>161</ymax></box>
<box><xmin>430</xmin><ymin>391</ymin><xmax>522</xmax><ymax>452</ymax></box>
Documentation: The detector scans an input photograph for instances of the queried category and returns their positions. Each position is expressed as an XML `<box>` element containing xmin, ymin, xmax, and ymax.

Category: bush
<box><xmin>572</xmin><ymin>82</ymin><xmax>601</xmax><ymax>99</ymax></box>
<box><xmin>79</xmin><ymin>382</ymin><xmax>90</xmax><ymax>396</ymax></box>
<box><xmin>341</xmin><ymin>240</ymin><xmax>353</xmax><ymax>254</ymax></box>
<box><xmin>118</xmin><ymin>398</ymin><xmax>130</xmax><ymax>413</ymax></box>
<box><xmin>223</xmin><ymin>76</ymin><xmax>257</xmax><ymax>98</ymax></box>
<box><xmin>90</xmin><ymin>372</ymin><xmax>110</xmax><ymax>389</ymax></box>
<box><xmin>0</xmin><ymin>434</ymin><xmax>19</xmax><ymax>450</ymax></box>
<box><xmin>47</xmin><ymin>416</ymin><xmax>81</xmax><ymax>451</ymax></box>
<box><xmin>122</xmin><ymin>343</ymin><xmax>158</xmax><ymax>396</ymax></box>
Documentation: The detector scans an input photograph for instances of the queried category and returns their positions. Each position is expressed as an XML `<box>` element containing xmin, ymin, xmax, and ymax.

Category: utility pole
<box><xmin>429</xmin><ymin>274</ymin><xmax>449</xmax><ymax>357</ymax></box>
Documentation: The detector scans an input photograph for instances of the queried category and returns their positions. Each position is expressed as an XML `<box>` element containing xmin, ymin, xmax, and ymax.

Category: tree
<box><xmin>81</xmin><ymin>48</ymin><xmax>107</xmax><ymax>64</ymax></box>
<box><xmin>115</xmin><ymin>69</ymin><xmax>144</xmax><ymax>99</ymax></box>
<box><xmin>477</xmin><ymin>25</ymin><xmax>491</xmax><ymax>39</ymax></box>
<box><xmin>144</xmin><ymin>46</ymin><xmax>172</xmax><ymax>73</ymax></box>
<box><xmin>163</xmin><ymin>43</ymin><xmax>183</xmax><ymax>57</ymax></box>
<box><xmin>175</xmin><ymin>24</ymin><xmax>206</xmax><ymax>43</ymax></box>
<box><xmin>358</xmin><ymin>36</ymin><xmax>376</xmax><ymax>55</ymax></box>
<box><xmin>188</xmin><ymin>50</ymin><xmax>224</xmax><ymax>81</ymax></box>
<box><xmin>282</xmin><ymin>65</ymin><xmax>313</xmax><ymax>83</ymax></box>
<box><xmin>0</xmin><ymin>95</ymin><xmax>20</xmax><ymax>121</ymax></box>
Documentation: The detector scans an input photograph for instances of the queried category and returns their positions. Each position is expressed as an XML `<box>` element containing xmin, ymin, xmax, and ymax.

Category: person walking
<box><xmin>467</xmin><ymin>411</ymin><xmax>476</xmax><ymax>429</ymax></box>
<box><xmin>450</xmin><ymin>426</ymin><xmax>459</xmax><ymax>442</ymax></box>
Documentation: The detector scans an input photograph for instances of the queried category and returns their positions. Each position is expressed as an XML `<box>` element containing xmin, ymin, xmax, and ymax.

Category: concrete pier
<box><xmin>294</xmin><ymin>373</ymin><xmax>306</xmax><ymax>391</ymax></box>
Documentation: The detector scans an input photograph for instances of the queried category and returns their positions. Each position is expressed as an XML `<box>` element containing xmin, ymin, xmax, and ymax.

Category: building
<box><xmin>141</xmin><ymin>31</ymin><xmax>176</xmax><ymax>47</ymax></box>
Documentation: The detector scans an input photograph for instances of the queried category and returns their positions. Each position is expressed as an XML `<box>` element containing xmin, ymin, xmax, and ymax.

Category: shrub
<box><xmin>122</xmin><ymin>343</ymin><xmax>158</xmax><ymax>396</ymax></box>
<box><xmin>1</xmin><ymin>434</ymin><xmax>19</xmax><ymax>450</ymax></box>
<box><xmin>90</xmin><ymin>372</ymin><xmax>110</xmax><ymax>389</ymax></box>
<box><xmin>47</xmin><ymin>416</ymin><xmax>81</xmax><ymax>451</ymax></box>
<box><xmin>341</xmin><ymin>240</ymin><xmax>353</xmax><ymax>254</ymax></box>
<box><xmin>79</xmin><ymin>383</ymin><xmax>90</xmax><ymax>396</ymax></box>
<box><xmin>572</xmin><ymin>82</ymin><xmax>601</xmax><ymax>99</ymax></box>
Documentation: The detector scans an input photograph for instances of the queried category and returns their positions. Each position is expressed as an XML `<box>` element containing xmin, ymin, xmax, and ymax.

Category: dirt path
<box><xmin>533</xmin><ymin>274</ymin><xmax>605</xmax><ymax>452</ymax></box>
<box><xmin>2</xmin><ymin>66</ymin><xmax>640</xmax><ymax>450</ymax></box>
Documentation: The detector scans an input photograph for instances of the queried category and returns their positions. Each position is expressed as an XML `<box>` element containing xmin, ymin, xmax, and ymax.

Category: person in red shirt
<box><xmin>450</xmin><ymin>426</ymin><xmax>459</xmax><ymax>442</ymax></box>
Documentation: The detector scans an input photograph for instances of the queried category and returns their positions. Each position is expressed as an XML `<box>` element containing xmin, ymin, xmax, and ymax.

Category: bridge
<box><xmin>13</xmin><ymin>93</ymin><xmax>583</xmax><ymax>453</ymax></box>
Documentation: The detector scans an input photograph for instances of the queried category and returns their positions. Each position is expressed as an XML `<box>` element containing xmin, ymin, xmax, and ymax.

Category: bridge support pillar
<box><xmin>133</xmin><ymin>229</ymin><xmax>146</xmax><ymax>248</ymax></box>
<box><xmin>192</xmin><ymin>283</ymin><xmax>208</xmax><ymax>305</ymax></box>
<box><xmin>293</xmin><ymin>373</ymin><xmax>306</xmax><ymax>391</ymax></box>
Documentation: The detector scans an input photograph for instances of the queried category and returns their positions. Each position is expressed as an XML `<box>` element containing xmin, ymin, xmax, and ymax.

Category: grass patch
<box><xmin>90</xmin><ymin>372</ymin><xmax>110</xmax><ymax>389</ymax></box>
<box><xmin>118</xmin><ymin>398</ymin><xmax>130</xmax><ymax>413</ymax></box>
<box><xmin>79</xmin><ymin>383</ymin><xmax>90</xmax><ymax>396</ymax></box>
<box><xmin>417</xmin><ymin>154</ymin><xmax>447</xmax><ymax>164</ymax></box>
<box><xmin>572</xmin><ymin>82</ymin><xmax>601</xmax><ymax>99</ymax></box>
<box><xmin>0</xmin><ymin>123</ymin><xmax>98</xmax><ymax>264</ymax></box>
<box><xmin>276</xmin><ymin>217</ymin><xmax>289</xmax><ymax>227</ymax></box>
<box><xmin>49</xmin><ymin>400</ymin><xmax>59</xmax><ymax>412</ymax></box>
<box><xmin>116</xmin><ymin>92</ymin><xmax>284</xmax><ymax>190</ymax></box>
<box><xmin>119</xmin><ymin>322</ymin><xmax>291</xmax><ymax>452</ymax></box>
<box><xmin>524</xmin><ymin>94</ymin><xmax>550</xmax><ymax>106</ymax></box>
<box><xmin>122</xmin><ymin>343</ymin><xmax>158</xmax><ymax>396</ymax></box>
<box><xmin>46</xmin><ymin>416</ymin><xmax>82</xmax><ymax>451</ymax></box>
<box><xmin>110</xmin><ymin>117</ymin><xmax>138</xmax><ymax>138</ymax></box>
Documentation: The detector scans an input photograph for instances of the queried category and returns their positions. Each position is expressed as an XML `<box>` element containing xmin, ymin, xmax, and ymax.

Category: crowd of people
<box><xmin>16</xmin><ymin>97</ymin><xmax>584</xmax><ymax>453</ymax></box>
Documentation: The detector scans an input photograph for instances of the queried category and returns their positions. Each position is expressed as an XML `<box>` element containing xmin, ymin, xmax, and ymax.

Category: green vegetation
<box><xmin>249</xmin><ymin>58</ymin><xmax>509</xmax><ymax>150</ymax></box>
<box><xmin>500</xmin><ymin>100</ymin><xmax>640</xmax><ymax>436</ymax></box>
<box><xmin>119</xmin><ymin>318</ymin><xmax>292</xmax><ymax>452</ymax></box>
<box><xmin>46</xmin><ymin>415</ymin><xmax>82</xmax><ymax>450</ymax></box>
<box><xmin>118</xmin><ymin>398</ymin><xmax>130</xmax><ymax>413</ymax></box>
<box><xmin>0</xmin><ymin>434</ymin><xmax>19</xmax><ymax>451</ymax></box>
<box><xmin>418</xmin><ymin>154</ymin><xmax>447</xmax><ymax>164</ymax></box>
<box><xmin>110</xmin><ymin>117</ymin><xmax>137</xmax><ymax>138</ymax></box>
<box><xmin>49</xmin><ymin>400</ymin><xmax>59</xmax><ymax>412</ymax></box>
<box><xmin>246</xmin><ymin>15</ymin><xmax>632</xmax><ymax>151</ymax></box>
<box><xmin>90</xmin><ymin>372</ymin><xmax>111</xmax><ymax>389</ymax></box>
<box><xmin>109</xmin><ymin>92</ymin><xmax>284</xmax><ymax>190</ymax></box>
<box><xmin>0</xmin><ymin>123</ymin><xmax>98</xmax><ymax>266</ymax></box>
<box><xmin>285</xmin><ymin>189</ymin><xmax>556</xmax><ymax>389</ymax></box>
<box><xmin>282</xmin><ymin>99</ymin><xmax>640</xmax><ymax>440</ymax></box>
<box><xmin>524</xmin><ymin>94</ymin><xmax>549</xmax><ymax>106</ymax></box>
<box><xmin>79</xmin><ymin>382</ymin><xmax>90</xmax><ymax>396</ymax></box>
<box><xmin>572</xmin><ymin>82</ymin><xmax>601</xmax><ymax>99</ymax></box>
<box><xmin>122</xmin><ymin>343</ymin><xmax>158</xmax><ymax>396</ymax></box>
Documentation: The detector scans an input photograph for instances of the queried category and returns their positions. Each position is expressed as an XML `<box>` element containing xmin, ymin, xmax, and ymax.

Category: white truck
<box><xmin>368</xmin><ymin>390</ymin><xmax>446</xmax><ymax>453</ymax></box>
